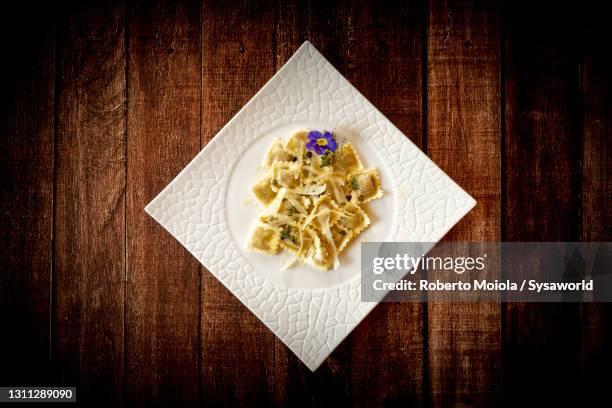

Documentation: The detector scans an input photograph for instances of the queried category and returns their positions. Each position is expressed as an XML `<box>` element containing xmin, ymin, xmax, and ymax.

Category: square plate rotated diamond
<box><xmin>145</xmin><ymin>41</ymin><xmax>476</xmax><ymax>371</ymax></box>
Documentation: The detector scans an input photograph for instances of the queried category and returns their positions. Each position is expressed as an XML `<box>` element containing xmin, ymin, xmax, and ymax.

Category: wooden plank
<box><xmin>273</xmin><ymin>0</ymin><xmax>352</xmax><ymax>405</ymax></box>
<box><xmin>579</xmin><ymin>3</ymin><xmax>612</xmax><ymax>405</ymax></box>
<box><xmin>125</xmin><ymin>0</ymin><xmax>201</xmax><ymax>405</ymax></box>
<box><xmin>275</xmin><ymin>1</ymin><xmax>425</xmax><ymax>404</ymax></box>
<box><xmin>0</xmin><ymin>2</ymin><xmax>54</xmax><ymax>386</ymax></box>
<box><xmin>427</xmin><ymin>0</ymin><xmax>501</xmax><ymax>406</ymax></box>
<box><xmin>53</xmin><ymin>2</ymin><xmax>126</xmax><ymax>404</ymax></box>
<box><xmin>345</xmin><ymin>0</ymin><xmax>426</xmax><ymax>406</ymax></box>
<box><xmin>200</xmin><ymin>0</ymin><xmax>276</xmax><ymax>405</ymax></box>
<box><xmin>502</xmin><ymin>1</ymin><xmax>581</xmax><ymax>406</ymax></box>
<box><xmin>274</xmin><ymin>1</ymin><xmax>426</xmax><ymax>405</ymax></box>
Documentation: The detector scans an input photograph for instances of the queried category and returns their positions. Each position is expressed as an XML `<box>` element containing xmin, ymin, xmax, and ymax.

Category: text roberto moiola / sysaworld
<box><xmin>370</xmin><ymin>253</ymin><xmax>593</xmax><ymax>293</ymax></box>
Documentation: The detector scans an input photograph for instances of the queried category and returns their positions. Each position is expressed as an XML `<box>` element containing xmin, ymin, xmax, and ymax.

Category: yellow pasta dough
<box><xmin>251</xmin><ymin>175</ymin><xmax>277</xmax><ymax>205</ymax></box>
<box><xmin>273</xmin><ymin>161</ymin><xmax>301</xmax><ymax>189</ymax></box>
<box><xmin>331</xmin><ymin>226</ymin><xmax>353</xmax><ymax>252</ymax></box>
<box><xmin>336</xmin><ymin>202</ymin><xmax>371</xmax><ymax>234</ymax></box>
<box><xmin>247</xmin><ymin>129</ymin><xmax>383</xmax><ymax>270</ymax></box>
<box><xmin>285</xmin><ymin>130</ymin><xmax>309</xmax><ymax>154</ymax></box>
<box><xmin>346</xmin><ymin>169</ymin><xmax>383</xmax><ymax>204</ymax></box>
<box><xmin>248</xmin><ymin>224</ymin><xmax>281</xmax><ymax>255</ymax></box>
<box><xmin>265</xmin><ymin>138</ymin><xmax>293</xmax><ymax>168</ymax></box>
<box><xmin>333</xmin><ymin>143</ymin><xmax>363</xmax><ymax>174</ymax></box>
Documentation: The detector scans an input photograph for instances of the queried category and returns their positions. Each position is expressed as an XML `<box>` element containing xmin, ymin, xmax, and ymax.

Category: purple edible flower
<box><xmin>305</xmin><ymin>130</ymin><xmax>337</xmax><ymax>155</ymax></box>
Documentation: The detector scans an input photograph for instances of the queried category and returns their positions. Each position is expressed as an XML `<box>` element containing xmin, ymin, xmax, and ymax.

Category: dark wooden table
<box><xmin>1</xmin><ymin>0</ymin><xmax>610</xmax><ymax>406</ymax></box>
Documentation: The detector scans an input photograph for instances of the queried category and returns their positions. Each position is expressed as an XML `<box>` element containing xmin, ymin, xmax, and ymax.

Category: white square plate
<box><xmin>145</xmin><ymin>41</ymin><xmax>475</xmax><ymax>371</ymax></box>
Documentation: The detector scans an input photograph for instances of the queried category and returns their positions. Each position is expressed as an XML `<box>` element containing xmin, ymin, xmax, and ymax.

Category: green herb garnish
<box><xmin>320</xmin><ymin>151</ymin><xmax>333</xmax><ymax>168</ymax></box>
<box><xmin>285</xmin><ymin>204</ymin><xmax>297</xmax><ymax>216</ymax></box>
<box><xmin>280</xmin><ymin>226</ymin><xmax>297</xmax><ymax>244</ymax></box>
<box><xmin>280</xmin><ymin>229</ymin><xmax>291</xmax><ymax>240</ymax></box>
<box><xmin>272</xmin><ymin>178</ymin><xmax>279</xmax><ymax>186</ymax></box>
<box><xmin>349</xmin><ymin>177</ymin><xmax>359</xmax><ymax>190</ymax></box>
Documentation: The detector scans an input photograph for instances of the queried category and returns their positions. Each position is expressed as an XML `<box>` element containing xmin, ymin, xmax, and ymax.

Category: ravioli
<box><xmin>251</xmin><ymin>175</ymin><xmax>277</xmax><ymax>205</ymax></box>
<box><xmin>334</xmin><ymin>143</ymin><xmax>363</xmax><ymax>174</ymax></box>
<box><xmin>331</xmin><ymin>225</ymin><xmax>353</xmax><ymax>252</ymax></box>
<box><xmin>265</xmin><ymin>138</ymin><xmax>293</xmax><ymax>168</ymax></box>
<box><xmin>247</xmin><ymin>129</ymin><xmax>383</xmax><ymax>270</ymax></box>
<box><xmin>248</xmin><ymin>224</ymin><xmax>281</xmax><ymax>255</ymax></box>
<box><xmin>273</xmin><ymin>161</ymin><xmax>301</xmax><ymax>189</ymax></box>
<box><xmin>336</xmin><ymin>202</ymin><xmax>370</xmax><ymax>234</ymax></box>
<box><xmin>309</xmin><ymin>195</ymin><xmax>341</xmax><ymax>229</ymax></box>
<box><xmin>346</xmin><ymin>169</ymin><xmax>383</xmax><ymax>204</ymax></box>
<box><xmin>285</xmin><ymin>130</ymin><xmax>309</xmax><ymax>154</ymax></box>
<box><xmin>304</xmin><ymin>228</ymin><xmax>336</xmax><ymax>270</ymax></box>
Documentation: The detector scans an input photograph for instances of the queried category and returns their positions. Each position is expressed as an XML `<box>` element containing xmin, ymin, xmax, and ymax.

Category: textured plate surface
<box><xmin>145</xmin><ymin>41</ymin><xmax>476</xmax><ymax>371</ymax></box>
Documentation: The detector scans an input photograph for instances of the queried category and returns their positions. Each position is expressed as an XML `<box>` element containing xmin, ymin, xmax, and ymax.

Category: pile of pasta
<box><xmin>247</xmin><ymin>130</ymin><xmax>383</xmax><ymax>270</ymax></box>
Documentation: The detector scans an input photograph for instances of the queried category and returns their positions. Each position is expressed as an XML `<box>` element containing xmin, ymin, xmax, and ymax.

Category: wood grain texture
<box><xmin>276</xmin><ymin>1</ymin><xmax>426</xmax><ymax>405</ymax></box>
<box><xmin>345</xmin><ymin>1</ymin><xmax>426</xmax><ymax>406</ymax></box>
<box><xmin>579</xmin><ymin>3</ymin><xmax>612</xmax><ymax>405</ymax></box>
<box><xmin>53</xmin><ymin>2</ymin><xmax>126</xmax><ymax>405</ymax></box>
<box><xmin>273</xmin><ymin>1</ymin><xmax>352</xmax><ymax>405</ymax></box>
<box><xmin>200</xmin><ymin>0</ymin><xmax>276</xmax><ymax>405</ymax></box>
<box><xmin>502</xmin><ymin>0</ymin><xmax>582</xmax><ymax>406</ymax></box>
<box><xmin>272</xmin><ymin>2</ymin><xmax>425</xmax><ymax>405</ymax></box>
<box><xmin>427</xmin><ymin>0</ymin><xmax>501</xmax><ymax>406</ymax></box>
<box><xmin>0</xmin><ymin>2</ymin><xmax>54</xmax><ymax>386</ymax></box>
<box><xmin>2</xmin><ymin>1</ymin><xmax>612</xmax><ymax>405</ymax></box>
<box><xmin>126</xmin><ymin>0</ymin><xmax>201</xmax><ymax>405</ymax></box>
